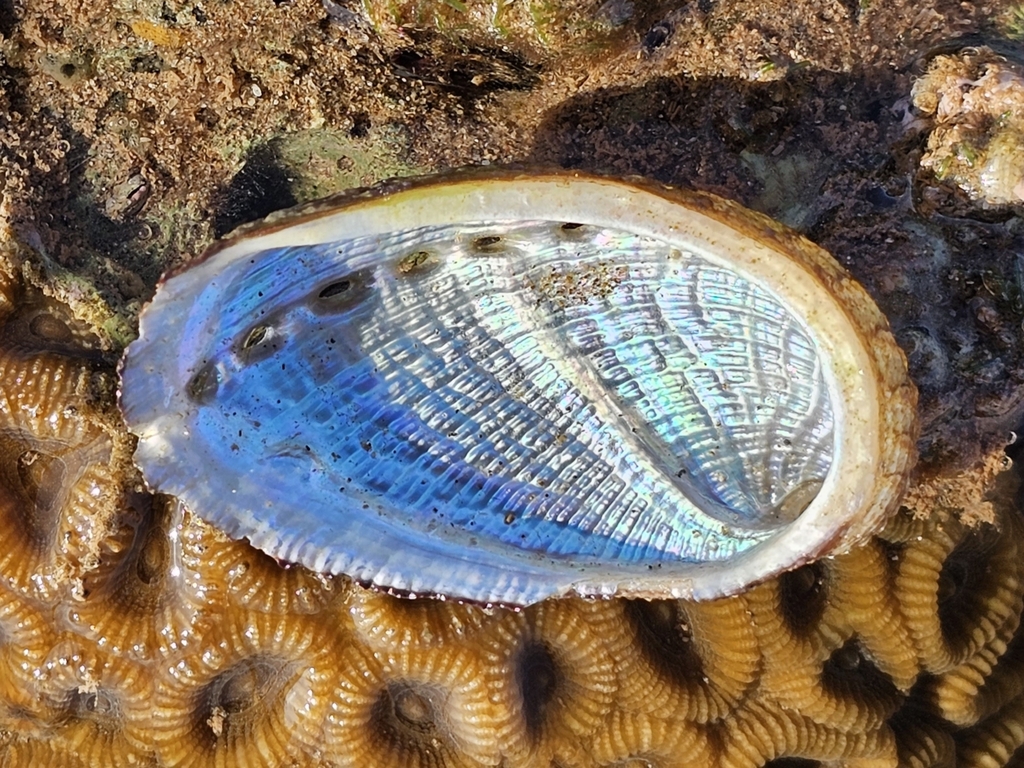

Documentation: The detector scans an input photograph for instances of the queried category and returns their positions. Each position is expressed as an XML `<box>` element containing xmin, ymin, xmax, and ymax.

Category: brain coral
<box><xmin>1</xmin><ymin>244</ymin><xmax>1024</xmax><ymax>768</ymax></box>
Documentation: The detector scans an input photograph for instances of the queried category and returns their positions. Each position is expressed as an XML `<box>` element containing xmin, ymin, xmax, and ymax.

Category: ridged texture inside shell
<box><xmin>0</xmin><ymin>255</ymin><xmax>1022</xmax><ymax>767</ymax></box>
<box><xmin>119</xmin><ymin>172</ymin><xmax>918</xmax><ymax>604</ymax></box>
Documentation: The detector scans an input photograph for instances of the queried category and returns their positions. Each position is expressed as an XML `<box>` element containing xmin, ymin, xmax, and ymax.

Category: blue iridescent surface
<box><xmin>124</xmin><ymin>220</ymin><xmax>833</xmax><ymax>603</ymax></box>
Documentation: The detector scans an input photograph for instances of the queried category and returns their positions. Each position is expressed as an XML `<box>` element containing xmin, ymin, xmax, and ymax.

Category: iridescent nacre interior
<box><xmin>123</xmin><ymin>218</ymin><xmax>834</xmax><ymax>604</ymax></box>
<box><xmin>3</xmin><ymin>245</ymin><xmax>1024</xmax><ymax>766</ymax></box>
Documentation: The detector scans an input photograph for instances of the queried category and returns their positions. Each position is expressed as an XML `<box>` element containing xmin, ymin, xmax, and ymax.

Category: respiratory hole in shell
<box><xmin>556</xmin><ymin>221</ymin><xmax>588</xmax><ymax>241</ymax></box>
<box><xmin>515</xmin><ymin>640</ymin><xmax>559</xmax><ymax>742</ymax></box>
<box><xmin>472</xmin><ymin>235</ymin><xmax>504</xmax><ymax>254</ymax></box>
<box><xmin>242</xmin><ymin>325</ymin><xmax>268</xmax><ymax>349</ymax></box>
<box><xmin>320</xmin><ymin>279</ymin><xmax>353</xmax><ymax>298</ymax></box>
<box><xmin>186</xmin><ymin>362</ymin><xmax>220</xmax><ymax>405</ymax></box>
<box><xmin>396</xmin><ymin>249</ymin><xmax>438</xmax><ymax>276</ymax></box>
<box><xmin>310</xmin><ymin>269</ymin><xmax>373</xmax><ymax>315</ymax></box>
<box><xmin>236</xmin><ymin>322</ymin><xmax>284</xmax><ymax>365</ymax></box>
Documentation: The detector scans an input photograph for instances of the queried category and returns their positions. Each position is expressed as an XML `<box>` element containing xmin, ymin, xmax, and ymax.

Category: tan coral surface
<box><xmin>2</xmin><ymin>240</ymin><xmax>1024</xmax><ymax>767</ymax></box>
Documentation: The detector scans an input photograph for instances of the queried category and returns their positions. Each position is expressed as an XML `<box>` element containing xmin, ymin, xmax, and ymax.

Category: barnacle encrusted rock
<box><xmin>912</xmin><ymin>47</ymin><xmax>1024</xmax><ymax>208</ymax></box>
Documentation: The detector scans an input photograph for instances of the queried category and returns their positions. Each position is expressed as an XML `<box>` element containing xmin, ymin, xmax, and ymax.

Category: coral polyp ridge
<box><xmin>6</xmin><ymin>180</ymin><xmax>1024</xmax><ymax>767</ymax></box>
<box><xmin>120</xmin><ymin>171</ymin><xmax>918</xmax><ymax>606</ymax></box>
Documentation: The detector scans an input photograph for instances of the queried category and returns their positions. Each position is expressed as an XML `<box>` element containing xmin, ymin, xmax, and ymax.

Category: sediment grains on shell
<box><xmin>146</xmin><ymin>609</ymin><xmax>336</xmax><ymax>767</ymax></box>
<box><xmin>482</xmin><ymin>600</ymin><xmax>617</xmax><ymax>766</ymax></box>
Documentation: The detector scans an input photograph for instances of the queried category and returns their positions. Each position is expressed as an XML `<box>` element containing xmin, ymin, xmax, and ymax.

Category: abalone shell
<box><xmin>119</xmin><ymin>171</ymin><xmax>917</xmax><ymax>605</ymax></box>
